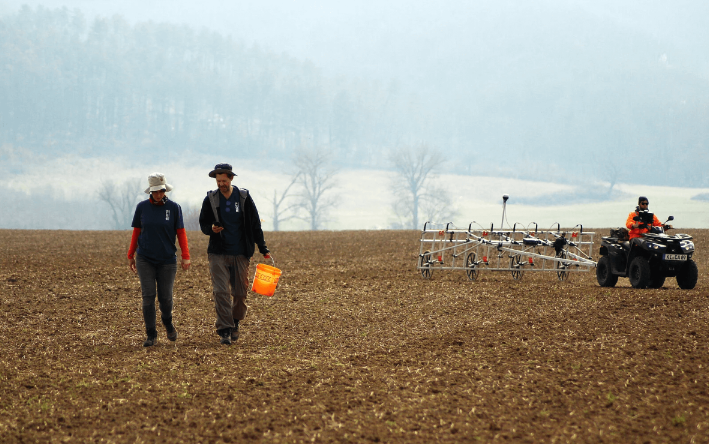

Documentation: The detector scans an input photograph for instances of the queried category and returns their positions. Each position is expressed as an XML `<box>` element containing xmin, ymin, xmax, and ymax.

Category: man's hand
<box><xmin>264</xmin><ymin>253</ymin><xmax>271</xmax><ymax>259</ymax></box>
<box><xmin>181</xmin><ymin>259</ymin><xmax>191</xmax><ymax>271</ymax></box>
<box><xmin>212</xmin><ymin>224</ymin><xmax>224</xmax><ymax>233</ymax></box>
<box><xmin>128</xmin><ymin>257</ymin><xmax>137</xmax><ymax>274</ymax></box>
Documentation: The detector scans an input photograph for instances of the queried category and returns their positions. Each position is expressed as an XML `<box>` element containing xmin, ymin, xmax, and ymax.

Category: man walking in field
<box><xmin>199</xmin><ymin>163</ymin><xmax>271</xmax><ymax>345</ymax></box>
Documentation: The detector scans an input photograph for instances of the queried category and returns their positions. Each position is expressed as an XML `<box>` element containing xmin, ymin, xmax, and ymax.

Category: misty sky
<box><xmin>4</xmin><ymin>0</ymin><xmax>709</xmax><ymax>90</ymax></box>
<box><xmin>4</xmin><ymin>0</ymin><xmax>709</xmax><ymax>127</ymax></box>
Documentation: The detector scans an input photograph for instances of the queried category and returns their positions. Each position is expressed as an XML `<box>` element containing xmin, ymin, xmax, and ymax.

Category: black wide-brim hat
<box><xmin>209</xmin><ymin>163</ymin><xmax>236</xmax><ymax>178</ymax></box>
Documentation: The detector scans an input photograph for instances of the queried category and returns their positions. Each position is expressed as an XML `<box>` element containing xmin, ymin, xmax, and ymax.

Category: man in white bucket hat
<box><xmin>199</xmin><ymin>163</ymin><xmax>270</xmax><ymax>345</ymax></box>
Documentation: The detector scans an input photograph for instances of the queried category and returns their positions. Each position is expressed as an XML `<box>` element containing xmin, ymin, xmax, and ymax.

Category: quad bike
<box><xmin>596</xmin><ymin>214</ymin><xmax>698</xmax><ymax>289</ymax></box>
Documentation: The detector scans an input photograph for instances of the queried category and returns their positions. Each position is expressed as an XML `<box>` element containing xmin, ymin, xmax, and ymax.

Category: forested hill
<box><xmin>0</xmin><ymin>6</ymin><xmax>423</xmax><ymax>165</ymax></box>
<box><xmin>1</xmin><ymin>4</ymin><xmax>709</xmax><ymax>186</ymax></box>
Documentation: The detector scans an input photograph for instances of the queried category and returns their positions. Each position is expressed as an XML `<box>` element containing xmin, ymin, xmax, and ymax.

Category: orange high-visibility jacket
<box><xmin>626</xmin><ymin>211</ymin><xmax>661</xmax><ymax>239</ymax></box>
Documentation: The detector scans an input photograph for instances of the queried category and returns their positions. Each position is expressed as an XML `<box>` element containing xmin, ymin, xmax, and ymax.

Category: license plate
<box><xmin>663</xmin><ymin>254</ymin><xmax>687</xmax><ymax>261</ymax></box>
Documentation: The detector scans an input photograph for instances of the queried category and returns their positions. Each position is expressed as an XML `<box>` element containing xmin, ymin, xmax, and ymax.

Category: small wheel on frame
<box><xmin>510</xmin><ymin>255</ymin><xmax>524</xmax><ymax>281</ymax></box>
<box><xmin>555</xmin><ymin>250</ymin><xmax>570</xmax><ymax>282</ymax></box>
<box><xmin>419</xmin><ymin>250</ymin><xmax>433</xmax><ymax>280</ymax></box>
<box><xmin>465</xmin><ymin>252</ymin><xmax>479</xmax><ymax>281</ymax></box>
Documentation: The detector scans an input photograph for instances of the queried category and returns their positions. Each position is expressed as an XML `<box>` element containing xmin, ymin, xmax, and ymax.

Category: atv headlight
<box><xmin>646</xmin><ymin>242</ymin><xmax>665</xmax><ymax>252</ymax></box>
<box><xmin>680</xmin><ymin>240</ymin><xmax>695</xmax><ymax>253</ymax></box>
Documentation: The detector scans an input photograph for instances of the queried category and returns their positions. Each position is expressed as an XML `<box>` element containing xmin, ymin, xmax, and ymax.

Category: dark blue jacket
<box><xmin>198</xmin><ymin>185</ymin><xmax>269</xmax><ymax>258</ymax></box>
<box><xmin>131</xmin><ymin>198</ymin><xmax>184</xmax><ymax>264</ymax></box>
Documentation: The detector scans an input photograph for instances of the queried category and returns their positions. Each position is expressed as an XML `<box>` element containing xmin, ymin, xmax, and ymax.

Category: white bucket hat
<box><xmin>144</xmin><ymin>172</ymin><xmax>173</xmax><ymax>194</ymax></box>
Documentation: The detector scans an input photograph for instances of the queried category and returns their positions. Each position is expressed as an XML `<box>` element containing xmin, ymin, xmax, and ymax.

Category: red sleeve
<box><xmin>176</xmin><ymin>228</ymin><xmax>190</xmax><ymax>260</ymax></box>
<box><xmin>127</xmin><ymin>228</ymin><xmax>141</xmax><ymax>259</ymax></box>
<box><xmin>653</xmin><ymin>215</ymin><xmax>662</xmax><ymax>227</ymax></box>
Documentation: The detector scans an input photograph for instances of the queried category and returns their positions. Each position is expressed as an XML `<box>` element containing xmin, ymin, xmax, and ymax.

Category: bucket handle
<box><xmin>266</xmin><ymin>255</ymin><xmax>278</xmax><ymax>289</ymax></box>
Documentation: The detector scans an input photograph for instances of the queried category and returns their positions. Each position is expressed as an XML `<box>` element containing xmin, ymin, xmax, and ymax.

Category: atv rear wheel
<box><xmin>596</xmin><ymin>256</ymin><xmax>618</xmax><ymax>287</ymax></box>
<box><xmin>676</xmin><ymin>259</ymin><xmax>698</xmax><ymax>289</ymax></box>
<box><xmin>629</xmin><ymin>256</ymin><xmax>651</xmax><ymax>289</ymax></box>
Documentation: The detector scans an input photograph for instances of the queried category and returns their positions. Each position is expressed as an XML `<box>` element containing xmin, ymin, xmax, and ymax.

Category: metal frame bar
<box><xmin>417</xmin><ymin>222</ymin><xmax>596</xmax><ymax>281</ymax></box>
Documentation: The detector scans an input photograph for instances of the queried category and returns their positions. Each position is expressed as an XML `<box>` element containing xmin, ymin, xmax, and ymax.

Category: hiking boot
<box><xmin>219</xmin><ymin>328</ymin><xmax>231</xmax><ymax>345</ymax></box>
<box><xmin>166</xmin><ymin>325</ymin><xmax>178</xmax><ymax>342</ymax></box>
<box><xmin>143</xmin><ymin>336</ymin><xmax>157</xmax><ymax>347</ymax></box>
<box><xmin>231</xmin><ymin>320</ymin><xmax>240</xmax><ymax>341</ymax></box>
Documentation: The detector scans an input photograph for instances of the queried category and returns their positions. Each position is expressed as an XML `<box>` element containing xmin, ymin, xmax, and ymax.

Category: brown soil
<box><xmin>1</xmin><ymin>229</ymin><xmax>708</xmax><ymax>443</ymax></box>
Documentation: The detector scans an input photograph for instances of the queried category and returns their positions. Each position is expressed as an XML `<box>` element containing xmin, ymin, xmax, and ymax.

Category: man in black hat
<box><xmin>199</xmin><ymin>163</ymin><xmax>271</xmax><ymax>345</ymax></box>
<box><xmin>626</xmin><ymin>196</ymin><xmax>672</xmax><ymax>240</ymax></box>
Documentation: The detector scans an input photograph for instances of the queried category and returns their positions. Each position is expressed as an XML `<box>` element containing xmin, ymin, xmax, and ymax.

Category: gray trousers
<box><xmin>208</xmin><ymin>253</ymin><xmax>250</xmax><ymax>331</ymax></box>
<box><xmin>135</xmin><ymin>254</ymin><xmax>177</xmax><ymax>337</ymax></box>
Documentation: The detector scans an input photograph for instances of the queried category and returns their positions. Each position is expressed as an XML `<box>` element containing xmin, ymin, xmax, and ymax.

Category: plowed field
<box><xmin>1</xmin><ymin>229</ymin><xmax>708</xmax><ymax>443</ymax></box>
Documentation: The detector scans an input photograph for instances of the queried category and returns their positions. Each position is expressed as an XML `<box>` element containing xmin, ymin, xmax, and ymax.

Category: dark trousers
<box><xmin>208</xmin><ymin>253</ymin><xmax>250</xmax><ymax>331</ymax></box>
<box><xmin>136</xmin><ymin>254</ymin><xmax>177</xmax><ymax>338</ymax></box>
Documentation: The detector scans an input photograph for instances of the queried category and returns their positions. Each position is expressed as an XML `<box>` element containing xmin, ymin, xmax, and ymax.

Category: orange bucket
<box><xmin>251</xmin><ymin>263</ymin><xmax>282</xmax><ymax>297</ymax></box>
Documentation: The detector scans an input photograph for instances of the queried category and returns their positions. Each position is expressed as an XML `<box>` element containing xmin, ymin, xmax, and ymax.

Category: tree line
<box><xmin>2</xmin><ymin>4</ymin><xmax>708</xmax><ymax>194</ymax></box>
<box><xmin>100</xmin><ymin>144</ymin><xmax>450</xmax><ymax>231</ymax></box>
<box><xmin>0</xmin><ymin>5</ymin><xmax>428</xmax><ymax>165</ymax></box>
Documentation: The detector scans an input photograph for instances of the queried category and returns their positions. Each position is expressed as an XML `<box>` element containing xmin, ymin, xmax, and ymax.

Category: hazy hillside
<box><xmin>1</xmin><ymin>2</ymin><xmax>708</xmax><ymax>231</ymax></box>
<box><xmin>1</xmin><ymin>3</ymin><xmax>708</xmax><ymax>186</ymax></box>
<box><xmin>0</xmin><ymin>6</ymin><xmax>422</xmax><ymax>166</ymax></box>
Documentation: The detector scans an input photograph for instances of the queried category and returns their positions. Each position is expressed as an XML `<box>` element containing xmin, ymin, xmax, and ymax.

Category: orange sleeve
<box><xmin>176</xmin><ymin>228</ymin><xmax>190</xmax><ymax>260</ymax></box>
<box><xmin>652</xmin><ymin>214</ymin><xmax>662</xmax><ymax>227</ymax></box>
<box><xmin>127</xmin><ymin>228</ymin><xmax>141</xmax><ymax>259</ymax></box>
<box><xmin>625</xmin><ymin>212</ymin><xmax>636</xmax><ymax>230</ymax></box>
<box><xmin>626</xmin><ymin>212</ymin><xmax>644</xmax><ymax>239</ymax></box>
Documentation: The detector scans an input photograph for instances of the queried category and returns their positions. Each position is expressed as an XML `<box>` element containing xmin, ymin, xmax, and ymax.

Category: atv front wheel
<box><xmin>676</xmin><ymin>260</ymin><xmax>698</xmax><ymax>289</ymax></box>
<box><xmin>629</xmin><ymin>257</ymin><xmax>651</xmax><ymax>289</ymax></box>
<box><xmin>596</xmin><ymin>256</ymin><xmax>618</xmax><ymax>287</ymax></box>
<box><xmin>649</xmin><ymin>274</ymin><xmax>666</xmax><ymax>289</ymax></box>
<box><xmin>648</xmin><ymin>260</ymin><xmax>665</xmax><ymax>288</ymax></box>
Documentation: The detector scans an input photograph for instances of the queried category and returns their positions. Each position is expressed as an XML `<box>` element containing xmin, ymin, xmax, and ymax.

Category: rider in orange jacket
<box><xmin>626</xmin><ymin>196</ymin><xmax>671</xmax><ymax>239</ymax></box>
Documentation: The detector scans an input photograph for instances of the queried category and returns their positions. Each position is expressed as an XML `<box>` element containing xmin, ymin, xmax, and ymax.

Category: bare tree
<box><xmin>601</xmin><ymin>162</ymin><xmax>622</xmax><ymax>197</ymax></box>
<box><xmin>420</xmin><ymin>184</ymin><xmax>458</xmax><ymax>225</ymax></box>
<box><xmin>294</xmin><ymin>146</ymin><xmax>338</xmax><ymax>230</ymax></box>
<box><xmin>270</xmin><ymin>173</ymin><xmax>300</xmax><ymax>231</ymax></box>
<box><xmin>98</xmin><ymin>178</ymin><xmax>143</xmax><ymax>230</ymax></box>
<box><xmin>595</xmin><ymin>158</ymin><xmax>625</xmax><ymax>197</ymax></box>
<box><xmin>389</xmin><ymin>144</ymin><xmax>444</xmax><ymax>229</ymax></box>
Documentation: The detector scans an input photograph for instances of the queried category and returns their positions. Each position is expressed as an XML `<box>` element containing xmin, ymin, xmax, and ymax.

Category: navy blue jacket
<box><xmin>131</xmin><ymin>198</ymin><xmax>184</xmax><ymax>264</ymax></box>
<box><xmin>198</xmin><ymin>185</ymin><xmax>269</xmax><ymax>258</ymax></box>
